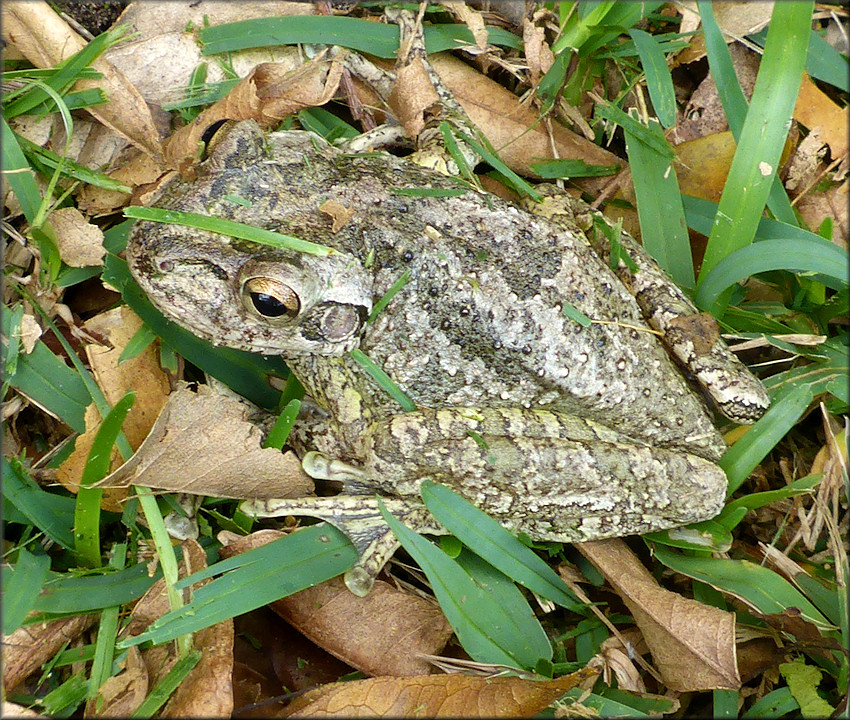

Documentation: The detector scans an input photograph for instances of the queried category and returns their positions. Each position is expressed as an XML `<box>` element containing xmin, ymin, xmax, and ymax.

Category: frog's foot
<box><xmin>520</xmin><ymin>188</ymin><xmax>770</xmax><ymax>425</ymax></box>
<box><xmin>240</xmin><ymin>493</ymin><xmax>442</xmax><ymax>597</ymax></box>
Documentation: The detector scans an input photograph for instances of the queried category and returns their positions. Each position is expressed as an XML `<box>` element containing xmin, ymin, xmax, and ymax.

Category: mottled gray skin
<box><xmin>126</xmin><ymin>121</ymin><xmax>762</xmax><ymax>591</ymax></box>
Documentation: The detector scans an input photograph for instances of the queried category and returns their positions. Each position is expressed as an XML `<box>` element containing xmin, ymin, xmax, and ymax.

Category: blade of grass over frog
<box><xmin>453</xmin><ymin>550</ymin><xmax>553</xmax><ymax>665</ymax></box>
<box><xmin>75</xmin><ymin>391</ymin><xmax>136</xmax><ymax>568</ymax></box>
<box><xmin>199</xmin><ymin>17</ymin><xmax>520</xmax><ymax>58</ymax></box>
<box><xmin>561</xmin><ymin>301</ymin><xmax>592</xmax><ymax>327</ymax></box>
<box><xmin>3</xmin><ymin>548</ymin><xmax>51</xmax><ymax>635</ymax></box>
<box><xmin>130</xmin><ymin>650</ymin><xmax>202</xmax><ymax>718</ymax></box>
<box><xmin>695</xmin><ymin>238</ymin><xmax>849</xmax><ymax>310</ymax></box>
<box><xmin>104</xmin><ymin>255</ymin><xmax>288</xmax><ymax>410</ymax></box>
<box><xmin>378</xmin><ymin>500</ymin><xmax>538</xmax><ymax>669</ymax></box>
<box><xmin>35</xmin><ymin>562</ymin><xmax>162</xmax><ymax>614</ymax></box>
<box><xmin>695</xmin><ymin>1</ymin><xmax>813</xmax><ymax>312</ymax></box>
<box><xmin>3</xmin><ymin>458</ymin><xmax>76</xmax><ymax>550</ymax></box>
<box><xmin>368</xmin><ymin>270</ymin><xmax>411</xmax><ymax>323</ymax></box>
<box><xmin>649</xmin><ymin>543</ymin><xmax>833</xmax><ymax>631</ymax></box>
<box><xmin>530</xmin><ymin>158</ymin><xmax>620</xmax><ymax>179</ymax></box>
<box><xmin>420</xmin><ymin>481</ymin><xmax>581</xmax><ymax>610</ymax></box>
<box><xmin>121</xmin><ymin>525</ymin><xmax>356</xmax><ymax>647</ymax></box>
<box><xmin>124</xmin><ymin>207</ymin><xmax>334</xmax><ymax>257</ymax></box>
<box><xmin>89</xmin><ymin>544</ymin><xmax>126</xmax><ymax>701</ymax></box>
<box><xmin>349</xmin><ymin>349</ymin><xmax>416</xmax><ymax>412</ymax></box>
<box><xmin>628</xmin><ymin>29</ymin><xmax>676</xmax><ymax>128</ymax></box>
<box><xmin>698</xmin><ymin>2</ymin><xmax>797</xmax><ymax>227</ymax></box>
<box><xmin>742</xmin><ymin>687</ymin><xmax>800</xmax><ymax>719</ymax></box>
<box><xmin>593</xmin><ymin>102</ymin><xmax>673</xmax><ymax>159</ymax></box>
<box><xmin>0</xmin><ymin>307</ymin><xmax>89</xmax><ymax>433</ymax></box>
<box><xmin>624</xmin><ymin>121</ymin><xmax>694</xmax><ymax>289</ymax></box>
<box><xmin>263</xmin><ymin>398</ymin><xmax>301</xmax><ymax>450</ymax></box>
<box><xmin>720</xmin><ymin>384</ymin><xmax>813</xmax><ymax>494</ymax></box>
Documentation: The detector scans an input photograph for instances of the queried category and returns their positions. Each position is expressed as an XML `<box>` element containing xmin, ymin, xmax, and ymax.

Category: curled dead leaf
<box><xmin>283</xmin><ymin>667</ymin><xmax>600</xmax><ymax>718</ymax></box>
<box><xmin>97</xmin><ymin>385</ymin><xmax>314</xmax><ymax>500</ymax></box>
<box><xmin>577</xmin><ymin>539</ymin><xmax>740</xmax><ymax>692</ymax></box>
<box><xmin>49</xmin><ymin>207</ymin><xmax>105</xmax><ymax>267</ymax></box>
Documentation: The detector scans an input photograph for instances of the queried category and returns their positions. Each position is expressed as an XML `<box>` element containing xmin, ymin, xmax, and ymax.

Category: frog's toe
<box><xmin>239</xmin><ymin>495</ymin><xmax>442</xmax><ymax>596</ymax></box>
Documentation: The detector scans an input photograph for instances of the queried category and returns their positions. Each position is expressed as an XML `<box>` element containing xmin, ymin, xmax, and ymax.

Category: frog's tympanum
<box><xmin>127</xmin><ymin>121</ymin><xmax>770</xmax><ymax>595</ymax></box>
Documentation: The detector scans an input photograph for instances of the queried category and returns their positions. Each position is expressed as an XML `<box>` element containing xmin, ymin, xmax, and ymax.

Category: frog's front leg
<box><xmin>522</xmin><ymin>191</ymin><xmax>770</xmax><ymax>424</ymax></box>
<box><xmin>241</xmin><ymin>493</ymin><xmax>443</xmax><ymax>597</ymax></box>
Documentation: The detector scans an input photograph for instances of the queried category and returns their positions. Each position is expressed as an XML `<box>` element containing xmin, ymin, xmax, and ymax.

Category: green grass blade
<box><xmin>717</xmin><ymin>474</ymin><xmax>823</xmax><ymax>529</ymax></box>
<box><xmin>124</xmin><ymin>207</ymin><xmax>334</xmax><ymax>257</ymax></box>
<box><xmin>3</xmin><ymin>457</ymin><xmax>77</xmax><ymax>550</ymax></box>
<box><xmin>74</xmin><ymin>392</ymin><xmax>136</xmax><ymax>568</ymax></box>
<box><xmin>420</xmin><ymin>481</ymin><xmax>581</xmax><ymax>610</ymax></box>
<box><xmin>263</xmin><ymin>398</ymin><xmax>301</xmax><ymax>450</ymax></box>
<box><xmin>379</xmin><ymin>500</ymin><xmax>548</xmax><ymax>669</ymax></box>
<box><xmin>628</xmin><ymin>29</ymin><xmax>676</xmax><ymax>128</ymax></box>
<box><xmin>349</xmin><ymin>349</ymin><xmax>416</xmax><ymax>412</ymax></box>
<box><xmin>35</xmin><ymin>562</ymin><xmax>161</xmax><ymax>614</ymax></box>
<box><xmin>2</xmin><ymin>118</ymin><xmax>44</xmax><ymax>223</ymax></box>
<box><xmin>650</xmin><ymin>544</ymin><xmax>833</xmax><ymax>631</ymax></box>
<box><xmin>130</xmin><ymin>650</ymin><xmax>202</xmax><ymax>717</ymax></box>
<box><xmin>120</xmin><ymin>525</ymin><xmax>357</xmax><ymax>648</ymax></box>
<box><xmin>3</xmin><ymin>548</ymin><xmax>51</xmax><ymax>635</ymax></box>
<box><xmin>624</xmin><ymin>120</ymin><xmax>694</xmax><ymax>288</ymax></box>
<box><xmin>720</xmin><ymin>384</ymin><xmax>814</xmax><ymax>494</ymax></box>
<box><xmin>698</xmin><ymin>1</ymin><xmax>797</xmax><ymax>226</ymax></box>
<box><xmin>89</xmin><ymin>545</ymin><xmax>126</xmax><ymax>702</ymax></box>
<box><xmin>594</xmin><ymin>101</ymin><xmax>674</xmax><ymax>158</ymax></box>
<box><xmin>198</xmin><ymin>17</ymin><xmax>519</xmax><ymax>58</ymax></box>
<box><xmin>742</xmin><ymin>687</ymin><xmax>800</xmax><ymax>719</ymax></box>
<box><xmin>694</xmin><ymin>238</ymin><xmax>849</xmax><ymax>309</ymax></box>
<box><xmin>695</xmin><ymin>1</ymin><xmax>814</xmax><ymax>313</ymax></box>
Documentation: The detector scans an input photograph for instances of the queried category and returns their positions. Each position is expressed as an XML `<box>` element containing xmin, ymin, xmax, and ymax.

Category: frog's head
<box><xmin>126</xmin><ymin>226</ymin><xmax>373</xmax><ymax>357</ymax></box>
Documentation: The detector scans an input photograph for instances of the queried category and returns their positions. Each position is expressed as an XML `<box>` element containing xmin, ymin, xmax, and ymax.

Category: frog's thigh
<box><xmin>240</xmin><ymin>495</ymin><xmax>442</xmax><ymax>597</ymax></box>
<box><xmin>363</xmin><ymin>408</ymin><xmax>728</xmax><ymax>541</ymax></box>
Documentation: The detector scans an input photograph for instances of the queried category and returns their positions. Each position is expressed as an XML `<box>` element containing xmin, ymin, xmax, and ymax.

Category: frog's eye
<box><xmin>243</xmin><ymin>278</ymin><xmax>300</xmax><ymax>319</ymax></box>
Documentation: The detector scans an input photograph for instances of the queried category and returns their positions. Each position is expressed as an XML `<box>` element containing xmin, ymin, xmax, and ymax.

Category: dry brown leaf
<box><xmin>77</xmin><ymin>150</ymin><xmax>165</xmax><ymax>216</ymax></box>
<box><xmin>675</xmin><ymin>1</ymin><xmax>774</xmax><ymax>65</ymax></box>
<box><xmin>113</xmin><ymin>540</ymin><xmax>234</xmax><ymax>718</ymax></box>
<box><xmin>2</xmin><ymin>1</ymin><xmax>162</xmax><ymax>159</ymax></box>
<box><xmin>91</xmin><ymin>646</ymin><xmax>149</xmax><ymax>718</ymax></box>
<box><xmin>388</xmin><ymin>58</ymin><xmax>443</xmax><ymax>140</ymax></box>
<box><xmin>794</xmin><ymin>73</ymin><xmax>849</xmax><ymax>161</ymax></box>
<box><xmin>163</xmin><ymin>58</ymin><xmax>343</xmax><ymax>175</ymax></box>
<box><xmin>283</xmin><ymin>667</ymin><xmax>600</xmax><ymax>718</ymax></box>
<box><xmin>2</xmin><ymin>613</ymin><xmax>97</xmax><ymax>693</ymax></box>
<box><xmin>18</xmin><ymin>312</ymin><xmax>43</xmax><ymax>353</ymax></box>
<box><xmin>796</xmin><ymin>184</ymin><xmax>848</xmax><ymax>249</ymax></box>
<box><xmin>219</xmin><ymin>530</ymin><xmax>453</xmax><ymax>677</ymax></box>
<box><xmin>98</xmin><ymin>385</ymin><xmax>314</xmax><ymax>500</ymax></box>
<box><xmin>577</xmin><ymin>538</ymin><xmax>740</xmax><ymax>692</ymax></box>
<box><xmin>57</xmin><ymin>306</ymin><xmax>170</xmax><ymax>511</ymax></box>
<box><xmin>2</xmin><ymin>702</ymin><xmax>46</xmax><ymax>718</ymax></box>
<box><xmin>595</xmin><ymin>627</ymin><xmax>648</xmax><ymax>692</ymax></box>
<box><xmin>49</xmin><ymin>207</ymin><xmax>105</xmax><ymax>267</ymax></box>
<box><xmin>522</xmin><ymin>12</ymin><xmax>555</xmax><ymax>87</ymax></box>
<box><xmin>440</xmin><ymin>1</ymin><xmax>489</xmax><ymax>50</ymax></box>
<box><xmin>319</xmin><ymin>200</ymin><xmax>356</xmax><ymax>233</ymax></box>
<box><xmin>675</xmin><ymin>131</ymin><xmax>738</xmax><ymax>203</ymax></box>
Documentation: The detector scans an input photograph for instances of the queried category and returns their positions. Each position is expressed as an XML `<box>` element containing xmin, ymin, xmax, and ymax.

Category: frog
<box><xmin>125</xmin><ymin>114</ymin><xmax>770</xmax><ymax>595</ymax></box>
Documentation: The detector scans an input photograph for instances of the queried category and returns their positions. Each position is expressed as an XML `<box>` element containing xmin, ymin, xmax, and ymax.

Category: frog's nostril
<box><xmin>158</xmin><ymin>259</ymin><xmax>174</xmax><ymax>273</ymax></box>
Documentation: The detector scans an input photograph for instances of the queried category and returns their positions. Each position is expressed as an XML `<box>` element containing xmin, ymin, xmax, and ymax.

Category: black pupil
<box><xmin>250</xmin><ymin>292</ymin><xmax>290</xmax><ymax>318</ymax></box>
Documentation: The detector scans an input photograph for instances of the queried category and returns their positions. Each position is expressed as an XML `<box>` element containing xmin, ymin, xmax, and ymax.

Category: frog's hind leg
<box><xmin>239</xmin><ymin>495</ymin><xmax>442</xmax><ymax>597</ymax></box>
